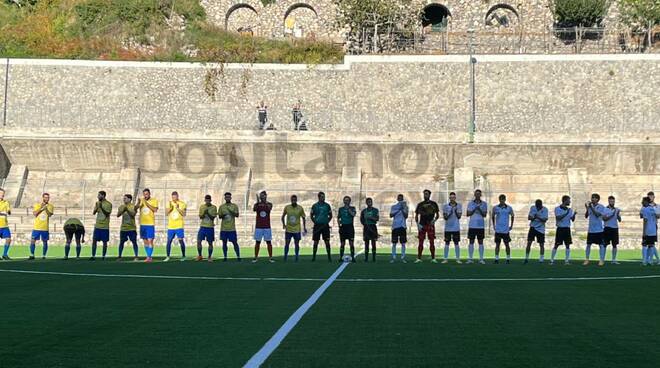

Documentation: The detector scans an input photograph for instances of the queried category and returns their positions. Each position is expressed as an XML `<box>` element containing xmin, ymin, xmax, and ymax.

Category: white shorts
<box><xmin>254</xmin><ymin>228</ymin><xmax>273</xmax><ymax>242</ymax></box>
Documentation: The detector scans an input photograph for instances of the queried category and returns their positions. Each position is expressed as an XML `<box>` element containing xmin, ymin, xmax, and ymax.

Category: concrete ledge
<box><xmin>3</xmin><ymin>53</ymin><xmax>659</xmax><ymax>71</ymax></box>
<box><xmin>1</xmin><ymin>127</ymin><xmax>658</xmax><ymax>145</ymax></box>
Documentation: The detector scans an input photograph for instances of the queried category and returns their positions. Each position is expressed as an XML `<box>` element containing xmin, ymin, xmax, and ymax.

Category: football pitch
<box><xmin>1</xmin><ymin>246</ymin><xmax>659</xmax><ymax>368</ymax></box>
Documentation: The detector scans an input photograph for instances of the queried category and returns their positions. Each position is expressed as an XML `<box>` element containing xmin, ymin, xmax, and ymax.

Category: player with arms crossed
<box><xmin>30</xmin><ymin>193</ymin><xmax>54</xmax><ymax>260</ymax></box>
<box><xmin>466</xmin><ymin>189</ymin><xmax>488</xmax><ymax>264</ymax></box>
<box><xmin>165</xmin><ymin>191</ymin><xmax>187</xmax><ymax>262</ymax></box>
<box><xmin>640</xmin><ymin>196</ymin><xmax>659</xmax><ymax>265</ymax></box>
<box><xmin>525</xmin><ymin>199</ymin><xmax>548</xmax><ymax>264</ymax></box>
<box><xmin>491</xmin><ymin>194</ymin><xmax>514</xmax><ymax>264</ymax></box>
<box><xmin>91</xmin><ymin>191</ymin><xmax>112</xmax><ymax>260</ymax></box>
<box><xmin>390</xmin><ymin>194</ymin><xmax>408</xmax><ymax>263</ymax></box>
<box><xmin>282</xmin><ymin>195</ymin><xmax>306</xmax><ymax>262</ymax></box>
<box><xmin>218</xmin><ymin>192</ymin><xmax>241</xmax><ymax>262</ymax></box>
<box><xmin>197</xmin><ymin>195</ymin><xmax>217</xmax><ymax>262</ymax></box>
<box><xmin>601</xmin><ymin>196</ymin><xmax>622</xmax><ymax>265</ymax></box>
<box><xmin>442</xmin><ymin>192</ymin><xmax>462</xmax><ymax>264</ymax></box>
<box><xmin>415</xmin><ymin>189</ymin><xmax>440</xmax><ymax>263</ymax></box>
<box><xmin>361</xmin><ymin>198</ymin><xmax>380</xmax><ymax>262</ymax></box>
<box><xmin>253</xmin><ymin>191</ymin><xmax>274</xmax><ymax>263</ymax></box>
<box><xmin>338</xmin><ymin>196</ymin><xmax>357</xmax><ymax>263</ymax></box>
<box><xmin>117</xmin><ymin>194</ymin><xmax>139</xmax><ymax>261</ymax></box>
<box><xmin>136</xmin><ymin>188</ymin><xmax>158</xmax><ymax>263</ymax></box>
<box><xmin>583</xmin><ymin>193</ymin><xmax>605</xmax><ymax>266</ymax></box>
<box><xmin>310</xmin><ymin>192</ymin><xmax>333</xmax><ymax>262</ymax></box>
<box><xmin>0</xmin><ymin>188</ymin><xmax>12</xmax><ymax>260</ymax></box>
<box><xmin>551</xmin><ymin>195</ymin><xmax>576</xmax><ymax>265</ymax></box>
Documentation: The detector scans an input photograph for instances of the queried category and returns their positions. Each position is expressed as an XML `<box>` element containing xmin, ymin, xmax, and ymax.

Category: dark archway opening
<box><xmin>422</xmin><ymin>4</ymin><xmax>451</xmax><ymax>32</ymax></box>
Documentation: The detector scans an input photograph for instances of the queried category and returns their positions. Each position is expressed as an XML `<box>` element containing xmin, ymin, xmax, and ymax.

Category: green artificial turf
<box><xmin>1</xmin><ymin>246</ymin><xmax>658</xmax><ymax>368</ymax></box>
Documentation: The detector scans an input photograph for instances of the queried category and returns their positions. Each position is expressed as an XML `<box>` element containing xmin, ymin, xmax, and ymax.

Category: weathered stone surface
<box><xmin>202</xmin><ymin>0</ymin><xmax>339</xmax><ymax>40</ymax></box>
<box><xmin>1</xmin><ymin>55</ymin><xmax>658</xmax><ymax>245</ymax></box>
<box><xmin>201</xmin><ymin>0</ymin><xmax>626</xmax><ymax>52</ymax></box>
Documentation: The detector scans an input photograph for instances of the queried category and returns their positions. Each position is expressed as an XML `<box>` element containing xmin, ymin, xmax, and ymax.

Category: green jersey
<box><xmin>361</xmin><ymin>207</ymin><xmax>379</xmax><ymax>226</ymax></box>
<box><xmin>64</xmin><ymin>218</ymin><xmax>84</xmax><ymax>228</ymax></box>
<box><xmin>218</xmin><ymin>203</ymin><xmax>239</xmax><ymax>231</ymax></box>
<box><xmin>338</xmin><ymin>206</ymin><xmax>356</xmax><ymax>225</ymax></box>
<box><xmin>199</xmin><ymin>204</ymin><xmax>218</xmax><ymax>228</ymax></box>
<box><xmin>284</xmin><ymin>204</ymin><xmax>306</xmax><ymax>233</ymax></box>
<box><xmin>95</xmin><ymin>200</ymin><xmax>113</xmax><ymax>229</ymax></box>
<box><xmin>118</xmin><ymin>203</ymin><xmax>137</xmax><ymax>232</ymax></box>
<box><xmin>311</xmin><ymin>202</ymin><xmax>332</xmax><ymax>225</ymax></box>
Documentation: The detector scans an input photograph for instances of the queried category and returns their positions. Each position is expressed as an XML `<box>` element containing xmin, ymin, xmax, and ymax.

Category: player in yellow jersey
<box><xmin>197</xmin><ymin>194</ymin><xmax>217</xmax><ymax>262</ymax></box>
<box><xmin>165</xmin><ymin>191</ymin><xmax>187</xmax><ymax>262</ymax></box>
<box><xmin>117</xmin><ymin>194</ymin><xmax>139</xmax><ymax>261</ymax></box>
<box><xmin>218</xmin><ymin>192</ymin><xmax>241</xmax><ymax>262</ymax></box>
<box><xmin>91</xmin><ymin>191</ymin><xmax>112</xmax><ymax>261</ymax></box>
<box><xmin>282</xmin><ymin>195</ymin><xmax>307</xmax><ymax>262</ymax></box>
<box><xmin>136</xmin><ymin>188</ymin><xmax>158</xmax><ymax>262</ymax></box>
<box><xmin>0</xmin><ymin>188</ymin><xmax>12</xmax><ymax>260</ymax></box>
<box><xmin>30</xmin><ymin>193</ymin><xmax>54</xmax><ymax>260</ymax></box>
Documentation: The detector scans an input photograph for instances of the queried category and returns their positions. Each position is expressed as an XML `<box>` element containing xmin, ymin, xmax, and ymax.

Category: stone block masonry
<box><xmin>2</xmin><ymin>54</ymin><xmax>658</xmax><ymax>138</ymax></box>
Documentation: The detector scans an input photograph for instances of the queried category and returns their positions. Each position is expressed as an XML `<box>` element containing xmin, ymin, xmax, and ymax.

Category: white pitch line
<box><xmin>336</xmin><ymin>275</ymin><xmax>660</xmax><ymax>282</ymax></box>
<box><xmin>1</xmin><ymin>268</ymin><xmax>660</xmax><ymax>283</ymax></box>
<box><xmin>0</xmin><ymin>268</ymin><xmax>325</xmax><ymax>282</ymax></box>
<box><xmin>243</xmin><ymin>260</ymin><xmax>353</xmax><ymax>368</ymax></box>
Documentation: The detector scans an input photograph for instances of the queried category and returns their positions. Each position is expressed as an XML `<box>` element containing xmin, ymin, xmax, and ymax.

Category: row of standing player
<box><xmin>0</xmin><ymin>188</ymin><xmax>658</xmax><ymax>265</ymax></box>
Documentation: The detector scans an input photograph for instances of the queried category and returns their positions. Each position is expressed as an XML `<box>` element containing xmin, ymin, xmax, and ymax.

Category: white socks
<box><xmin>442</xmin><ymin>244</ymin><xmax>460</xmax><ymax>260</ymax></box>
<box><xmin>642</xmin><ymin>246</ymin><xmax>648</xmax><ymax>264</ymax></box>
<box><xmin>612</xmin><ymin>247</ymin><xmax>617</xmax><ymax>262</ymax></box>
<box><xmin>468</xmin><ymin>243</ymin><xmax>475</xmax><ymax>260</ymax></box>
<box><xmin>478</xmin><ymin>244</ymin><xmax>485</xmax><ymax>261</ymax></box>
<box><xmin>391</xmin><ymin>243</ymin><xmax>406</xmax><ymax>259</ymax></box>
<box><xmin>551</xmin><ymin>248</ymin><xmax>557</xmax><ymax>261</ymax></box>
<box><xmin>565</xmin><ymin>248</ymin><xmax>571</xmax><ymax>262</ymax></box>
<box><xmin>599</xmin><ymin>245</ymin><xmax>606</xmax><ymax>262</ymax></box>
<box><xmin>585</xmin><ymin>244</ymin><xmax>591</xmax><ymax>260</ymax></box>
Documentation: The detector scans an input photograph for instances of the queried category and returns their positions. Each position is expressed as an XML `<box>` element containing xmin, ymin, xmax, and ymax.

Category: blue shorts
<box><xmin>93</xmin><ymin>228</ymin><xmax>110</xmax><ymax>242</ymax></box>
<box><xmin>285</xmin><ymin>232</ymin><xmax>301</xmax><ymax>242</ymax></box>
<box><xmin>198</xmin><ymin>227</ymin><xmax>215</xmax><ymax>243</ymax></box>
<box><xmin>140</xmin><ymin>225</ymin><xmax>155</xmax><ymax>240</ymax></box>
<box><xmin>31</xmin><ymin>230</ymin><xmax>49</xmax><ymax>241</ymax></box>
<box><xmin>0</xmin><ymin>227</ymin><xmax>11</xmax><ymax>239</ymax></box>
<box><xmin>120</xmin><ymin>230</ymin><xmax>137</xmax><ymax>242</ymax></box>
<box><xmin>167</xmin><ymin>228</ymin><xmax>185</xmax><ymax>240</ymax></box>
<box><xmin>220</xmin><ymin>231</ymin><xmax>238</xmax><ymax>243</ymax></box>
<box><xmin>254</xmin><ymin>228</ymin><xmax>272</xmax><ymax>242</ymax></box>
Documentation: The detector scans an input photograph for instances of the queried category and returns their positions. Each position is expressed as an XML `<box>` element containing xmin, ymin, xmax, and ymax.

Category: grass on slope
<box><xmin>0</xmin><ymin>0</ymin><xmax>344</xmax><ymax>63</ymax></box>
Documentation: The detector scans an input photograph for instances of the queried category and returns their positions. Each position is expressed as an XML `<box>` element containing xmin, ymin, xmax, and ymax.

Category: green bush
<box><xmin>552</xmin><ymin>0</ymin><xmax>612</xmax><ymax>27</ymax></box>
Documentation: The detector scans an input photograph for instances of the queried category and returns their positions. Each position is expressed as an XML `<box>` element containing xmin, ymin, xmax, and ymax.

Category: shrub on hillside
<box><xmin>551</xmin><ymin>0</ymin><xmax>612</xmax><ymax>28</ymax></box>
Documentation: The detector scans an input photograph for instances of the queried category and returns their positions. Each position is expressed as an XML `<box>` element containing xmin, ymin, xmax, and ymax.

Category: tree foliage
<box><xmin>551</xmin><ymin>0</ymin><xmax>612</xmax><ymax>27</ymax></box>
<box><xmin>334</xmin><ymin>0</ymin><xmax>422</xmax><ymax>52</ymax></box>
<box><xmin>619</xmin><ymin>0</ymin><xmax>660</xmax><ymax>30</ymax></box>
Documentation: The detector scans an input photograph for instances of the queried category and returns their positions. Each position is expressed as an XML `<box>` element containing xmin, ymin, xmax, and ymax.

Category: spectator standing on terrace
<box><xmin>292</xmin><ymin>100</ymin><xmax>308</xmax><ymax>130</ymax></box>
<box><xmin>257</xmin><ymin>101</ymin><xmax>268</xmax><ymax>129</ymax></box>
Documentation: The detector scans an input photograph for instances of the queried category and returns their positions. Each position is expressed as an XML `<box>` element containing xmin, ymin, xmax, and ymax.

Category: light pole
<box><xmin>467</xmin><ymin>29</ymin><xmax>476</xmax><ymax>143</ymax></box>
